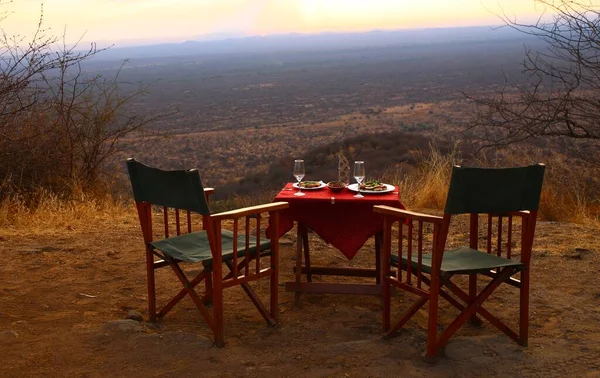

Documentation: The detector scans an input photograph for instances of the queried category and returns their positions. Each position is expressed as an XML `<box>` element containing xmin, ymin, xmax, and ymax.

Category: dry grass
<box><xmin>486</xmin><ymin>146</ymin><xmax>600</xmax><ymax>225</ymax></box>
<box><xmin>0</xmin><ymin>185</ymin><xmax>279</xmax><ymax>234</ymax></box>
<box><xmin>393</xmin><ymin>143</ymin><xmax>459</xmax><ymax>209</ymax></box>
<box><xmin>0</xmin><ymin>189</ymin><xmax>132</xmax><ymax>233</ymax></box>
<box><xmin>384</xmin><ymin>143</ymin><xmax>600</xmax><ymax>225</ymax></box>
<box><xmin>539</xmin><ymin>174</ymin><xmax>600</xmax><ymax>224</ymax></box>
<box><xmin>2</xmin><ymin>144</ymin><xmax>600</xmax><ymax>228</ymax></box>
<box><xmin>209</xmin><ymin>187</ymin><xmax>278</xmax><ymax>213</ymax></box>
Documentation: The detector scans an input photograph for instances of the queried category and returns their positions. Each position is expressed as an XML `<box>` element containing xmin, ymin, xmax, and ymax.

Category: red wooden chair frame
<box><xmin>128</xmin><ymin>158</ymin><xmax>288</xmax><ymax>346</ymax></box>
<box><xmin>374</xmin><ymin>163</ymin><xmax>545</xmax><ymax>359</ymax></box>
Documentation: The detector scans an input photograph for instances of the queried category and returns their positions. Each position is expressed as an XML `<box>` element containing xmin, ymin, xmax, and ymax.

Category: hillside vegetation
<box><xmin>2</xmin><ymin>142</ymin><xmax>599</xmax><ymax>229</ymax></box>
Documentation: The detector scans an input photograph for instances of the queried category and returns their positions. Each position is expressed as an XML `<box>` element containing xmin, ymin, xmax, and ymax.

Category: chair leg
<box><xmin>159</xmin><ymin>269</ymin><xmax>209</xmax><ymax>318</ymax></box>
<box><xmin>440</xmin><ymin>273</ymin><xmax>520</xmax><ymax>343</ymax></box>
<box><xmin>426</xmin><ymin>280</ymin><xmax>441</xmax><ymax>360</ymax></box>
<box><xmin>438</xmin><ymin>275</ymin><xmax>483</xmax><ymax>326</ymax></box>
<box><xmin>468</xmin><ymin>274</ymin><xmax>481</xmax><ymax>325</ymax></box>
<box><xmin>435</xmin><ymin>267</ymin><xmax>514</xmax><ymax>352</ymax></box>
<box><xmin>380</xmin><ymin>223</ymin><xmax>391</xmax><ymax>333</ymax></box>
<box><xmin>146</xmin><ymin>251</ymin><xmax>157</xmax><ymax>322</ymax></box>
<box><xmin>382</xmin><ymin>276</ymin><xmax>391</xmax><ymax>333</ymax></box>
<box><xmin>519</xmin><ymin>268</ymin><xmax>530</xmax><ymax>346</ymax></box>
<box><xmin>212</xmin><ymin>269</ymin><xmax>225</xmax><ymax>347</ymax></box>
<box><xmin>166</xmin><ymin>261</ymin><xmax>215</xmax><ymax>328</ymax></box>
<box><xmin>223</xmin><ymin>261</ymin><xmax>276</xmax><ymax>325</ymax></box>
<box><xmin>384</xmin><ymin>295</ymin><xmax>428</xmax><ymax>339</ymax></box>
<box><xmin>240</xmin><ymin>282</ymin><xmax>276</xmax><ymax>325</ymax></box>
<box><xmin>203</xmin><ymin>270</ymin><xmax>213</xmax><ymax>306</ymax></box>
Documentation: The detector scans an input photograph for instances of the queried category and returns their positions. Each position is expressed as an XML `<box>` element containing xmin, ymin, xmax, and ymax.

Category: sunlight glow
<box><xmin>0</xmin><ymin>0</ymin><xmax>544</xmax><ymax>46</ymax></box>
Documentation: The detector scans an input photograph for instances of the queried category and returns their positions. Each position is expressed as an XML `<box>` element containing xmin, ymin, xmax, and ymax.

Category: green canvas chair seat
<box><xmin>151</xmin><ymin>229</ymin><xmax>271</xmax><ymax>264</ymax></box>
<box><xmin>391</xmin><ymin>246</ymin><xmax>524</xmax><ymax>275</ymax></box>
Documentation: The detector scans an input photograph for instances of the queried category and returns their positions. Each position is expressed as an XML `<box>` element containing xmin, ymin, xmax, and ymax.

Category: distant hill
<box><xmin>91</xmin><ymin>26</ymin><xmax>536</xmax><ymax>62</ymax></box>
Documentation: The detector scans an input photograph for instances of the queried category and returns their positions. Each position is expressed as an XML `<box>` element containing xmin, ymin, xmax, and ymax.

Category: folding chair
<box><xmin>126</xmin><ymin>158</ymin><xmax>288</xmax><ymax>346</ymax></box>
<box><xmin>374</xmin><ymin>163</ymin><xmax>545</xmax><ymax>359</ymax></box>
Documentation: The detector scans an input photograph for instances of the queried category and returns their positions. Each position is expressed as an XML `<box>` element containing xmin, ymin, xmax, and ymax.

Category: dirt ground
<box><xmin>1</xmin><ymin>212</ymin><xmax>600</xmax><ymax>377</ymax></box>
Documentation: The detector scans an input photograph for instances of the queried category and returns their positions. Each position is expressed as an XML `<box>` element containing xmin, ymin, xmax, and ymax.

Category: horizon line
<box><xmin>86</xmin><ymin>23</ymin><xmax>510</xmax><ymax>49</ymax></box>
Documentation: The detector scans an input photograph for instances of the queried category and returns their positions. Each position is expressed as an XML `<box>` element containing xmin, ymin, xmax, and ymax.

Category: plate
<box><xmin>292</xmin><ymin>181</ymin><xmax>326</xmax><ymax>190</ymax></box>
<box><xmin>347</xmin><ymin>183</ymin><xmax>396</xmax><ymax>194</ymax></box>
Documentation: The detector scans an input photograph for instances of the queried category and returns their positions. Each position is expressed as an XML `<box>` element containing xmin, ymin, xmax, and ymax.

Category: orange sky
<box><xmin>2</xmin><ymin>0</ymin><xmax>545</xmax><ymax>46</ymax></box>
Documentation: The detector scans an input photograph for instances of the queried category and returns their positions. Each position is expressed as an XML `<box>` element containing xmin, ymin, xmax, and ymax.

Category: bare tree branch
<box><xmin>0</xmin><ymin>2</ymin><xmax>174</xmax><ymax>197</ymax></box>
<box><xmin>465</xmin><ymin>0</ymin><xmax>600</xmax><ymax>163</ymax></box>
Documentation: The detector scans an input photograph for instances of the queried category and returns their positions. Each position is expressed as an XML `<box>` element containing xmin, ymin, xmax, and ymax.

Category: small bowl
<box><xmin>327</xmin><ymin>181</ymin><xmax>346</xmax><ymax>193</ymax></box>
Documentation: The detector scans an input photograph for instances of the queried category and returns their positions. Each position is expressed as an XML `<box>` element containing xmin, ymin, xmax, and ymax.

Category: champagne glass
<box><xmin>293</xmin><ymin>159</ymin><xmax>306</xmax><ymax>196</ymax></box>
<box><xmin>353</xmin><ymin>161</ymin><xmax>365</xmax><ymax>198</ymax></box>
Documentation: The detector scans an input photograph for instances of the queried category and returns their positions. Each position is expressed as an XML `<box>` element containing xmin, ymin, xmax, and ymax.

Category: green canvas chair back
<box><xmin>126</xmin><ymin>158</ymin><xmax>210</xmax><ymax>215</ymax></box>
<box><xmin>444</xmin><ymin>163</ymin><xmax>545</xmax><ymax>215</ymax></box>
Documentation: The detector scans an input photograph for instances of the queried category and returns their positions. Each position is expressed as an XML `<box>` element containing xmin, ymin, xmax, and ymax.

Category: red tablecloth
<box><xmin>272</xmin><ymin>183</ymin><xmax>405</xmax><ymax>260</ymax></box>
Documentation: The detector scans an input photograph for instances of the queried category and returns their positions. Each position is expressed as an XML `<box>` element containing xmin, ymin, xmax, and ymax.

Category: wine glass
<box><xmin>293</xmin><ymin>159</ymin><xmax>306</xmax><ymax>196</ymax></box>
<box><xmin>353</xmin><ymin>161</ymin><xmax>365</xmax><ymax>198</ymax></box>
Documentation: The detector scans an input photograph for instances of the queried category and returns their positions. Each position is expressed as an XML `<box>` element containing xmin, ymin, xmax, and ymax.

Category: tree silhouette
<box><xmin>0</xmin><ymin>2</ymin><xmax>169</xmax><ymax>197</ymax></box>
<box><xmin>464</xmin><ymin>1</ymin><xmax>600</xmax><ymax>163</ymax></box>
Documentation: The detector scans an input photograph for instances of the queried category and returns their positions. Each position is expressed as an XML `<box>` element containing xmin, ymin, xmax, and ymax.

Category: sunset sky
<box><xmin>2</xmin><ymin>0</ymin><xmax>545</xmax><ymax>46</ymax></box>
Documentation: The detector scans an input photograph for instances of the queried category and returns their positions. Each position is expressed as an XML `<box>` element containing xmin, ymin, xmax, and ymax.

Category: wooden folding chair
<box><xmin>374</xmin><ymin>163</ymin><xmax>545</xmax><ymax>359</ymax></box>
<box><xmin>126</xmin><ymin>158</ymin><xmax>288</xmax><ymax>346</ymax></box>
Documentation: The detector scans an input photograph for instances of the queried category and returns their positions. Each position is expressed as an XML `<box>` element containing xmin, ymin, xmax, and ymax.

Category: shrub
<box><xmin>0</xmin><ymin>5</ymin><xmax>166</xmax><ymax>202</ymax></box>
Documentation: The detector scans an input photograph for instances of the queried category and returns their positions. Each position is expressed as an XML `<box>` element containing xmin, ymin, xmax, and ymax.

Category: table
<box><xmin>273</xmin><ymin>183</ymin><xmax>405</xmax><ymax>303</ymax></box>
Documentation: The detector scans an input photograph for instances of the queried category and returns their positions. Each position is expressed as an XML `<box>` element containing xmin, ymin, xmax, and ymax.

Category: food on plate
<box><xmin>299</xmin><ymin>181</ymin><xmax>322</xmax><ymax>188</ymax></box>
<box><xmin>359</xmin><ymin>179</ymin><xmax>387</xmax><ymax>191</ymax></box>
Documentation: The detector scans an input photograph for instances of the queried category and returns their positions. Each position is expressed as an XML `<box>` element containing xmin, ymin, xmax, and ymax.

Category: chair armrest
<box><xmin>210</xmin><ymin>202</ymin><xmax>289</xmax><ymax>221</ymax></box>
<box><xmin>204</xmin><ymin>188</ymin><xmax>215</xmax><ymax>197</ymax></box>
<box><xmin>374</xmin><ymin>205</ymin><xmax>443</xmax><ymax>224</ymax></box>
